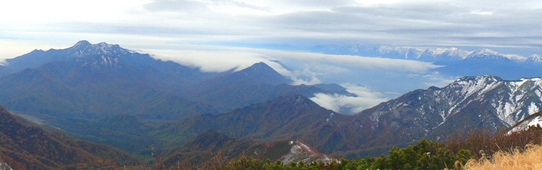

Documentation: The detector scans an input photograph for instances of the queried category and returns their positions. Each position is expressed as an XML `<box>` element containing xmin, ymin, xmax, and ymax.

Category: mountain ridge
<box><xmin>352</xmin><ymin>75</ymin><xmax>542</xmax><ymax>148</ymax></box>
<box><xmin>313</xmin><ymin>44</ymin><xmax>541</xmax><ymax>63</ymax></box>
<box><xmin>0</xmin><ymin>41</ymin><xmax>222</xmax><ymax>120</ymax></box>
<box><xmin>160</xmin><ymin>75</ymin><xmax>542</xmax><ymax>158</ymax></box>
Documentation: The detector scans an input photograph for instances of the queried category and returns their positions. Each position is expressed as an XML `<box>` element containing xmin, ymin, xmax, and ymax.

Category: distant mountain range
<box><xmin>313</xmin><ymin>44</ymin><xmax>542</xmax><ymax>63</ymax></box>
<box><xmin>312</xmin><ymin>44</ymin><xmax>542</xmax><ymax>79</ymax></box>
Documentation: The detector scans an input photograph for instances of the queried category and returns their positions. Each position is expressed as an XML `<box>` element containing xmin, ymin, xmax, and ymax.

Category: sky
<box><xmin>0</xmin><ymin>0</ymin><xmax>541</xmax><ymax>114</ymax></box>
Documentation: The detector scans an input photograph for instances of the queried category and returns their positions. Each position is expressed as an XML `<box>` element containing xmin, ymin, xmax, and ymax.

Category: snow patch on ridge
<box><xmin>509</xmin><ymin>115</ymin><xmax>542</xmax><ymax>133</ymax></box>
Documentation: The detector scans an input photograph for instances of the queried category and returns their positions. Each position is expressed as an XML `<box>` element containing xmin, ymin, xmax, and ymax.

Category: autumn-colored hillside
<box><xmin>0</xmin><ymin>106</ymin><xmax>140</xmax><ymax>169</ymax></box>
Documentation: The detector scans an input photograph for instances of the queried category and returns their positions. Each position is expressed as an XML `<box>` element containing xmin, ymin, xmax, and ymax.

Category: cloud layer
<box><xmin>2</xmin><ymin>0</ymin><xmax>542</xmax><ymax>58</ymax></box>
<box><xmin>142</xmin><ymin>44</ymin><xmax>443</xmax><ymax>85</ymax></box>
<box><xmin>310</xmin><ymin>84</ymin><xmax>388</xmax><ymax>114</ymax></box>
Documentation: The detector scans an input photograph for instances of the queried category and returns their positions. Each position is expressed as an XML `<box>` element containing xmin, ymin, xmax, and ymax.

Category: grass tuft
<box><xmin>464</xmin><ymin>144</ymin><xmax>542</xmax><ymax>169</ymax></box>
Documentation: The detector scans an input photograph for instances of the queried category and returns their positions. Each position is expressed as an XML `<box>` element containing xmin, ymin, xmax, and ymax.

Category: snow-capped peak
<box><xmin>440</xmin><ymin>47</ymin><xmax>472</xmax><ymax>59</ymax></box>
<box><xmin>73</xmin><ymin>40</ymin><xmax>92</xmax><ymax>48</ymax></box>
<box><xmin>451</xmin><ymin>75</ymin><xmax>502</xmax><ymax>98</ymax></box>
<box><xmin>68</xmin><ymin>40</ymin><xmax>132</xmax><ymax>58</ymax></box>
<box><xmin>454</xmin><ymin>75</ymin><xmax>502</xmax><ymax>84</ymax></box>
<box><xmin>466</xmin><ymin>48</ymin><xmax>528</xmax><ymax>61</ymax></box>
<box><xmin>468</xmin><ymin>48</ymin><xmax>501</xmax><ymax>57</ymax></box>
<box><xmin>528</xmin><ymin>54</ymin><xmax>542</xmax><ymax>63</ymax></box>
<box><xmin>316</xmin><ymin>44</ymin><xmax>541</xmax><ymax>64</ymax></box>
<box><xmin>504</xmin><ymin>54</ymin><xmax>528</xmax><ymax>62</ymax></box>
<box><xmin>377</xmin><ymin>46</ymin><xmax>394</xmax><ymax>54</ymax></box>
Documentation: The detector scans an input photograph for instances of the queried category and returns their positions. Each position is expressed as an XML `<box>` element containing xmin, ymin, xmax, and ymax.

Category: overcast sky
<box><xmin>2</xmin><ymin>0</ymin><xmax>542</xmax><ymax>57</ymax></box>
<box><xmin>0</xmin><ymin>0</ymin><xmax>540</xmax><ymax>114</ymax></box>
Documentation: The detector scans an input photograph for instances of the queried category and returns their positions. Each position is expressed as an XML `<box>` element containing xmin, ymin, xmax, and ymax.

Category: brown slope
<box><xmin>0</xmin><ymin>106</ymin><xmax>139</xmax><ymax>169</ymax></box>
<box><xmin>162</xmin><ymin>130</ymin><xmax>335</xmax><ymax>168</ymax></box>
<box><xmin>156</xmin><ymin>95</ymin><xmax>366</xmax><ymax>156</ymax></box>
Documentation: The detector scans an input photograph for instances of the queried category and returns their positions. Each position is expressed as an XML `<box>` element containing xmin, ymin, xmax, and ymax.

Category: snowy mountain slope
<box><xmin>355</xmin><ymin>75</ymin><xmax>542</xmax><ymax>142</ymax></box>
<box><xmin>508</xmin><ymin>112</ymin><xmax>542</xmax><ymax>133</ymax></box>
<box><xmin>3</xmin><ymin>40</ymin><xmax>132</xmax><ymax>73</ymax></box>
<box><xmin>2</xmin><ymin>40</ymin><xmax>221</xmax><ymax>84</ymax></box>
<box><xmin>435</xmin><ymin>76</ymin><xmax>542</xmax><ymax>125</ymax></box>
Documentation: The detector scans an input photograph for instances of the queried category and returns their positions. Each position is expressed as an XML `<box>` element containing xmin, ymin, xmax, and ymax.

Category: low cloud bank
<box><xmin>310</xmin><ymin>84</ymin><xmax>388</xmax><ymax>114</ymax></box>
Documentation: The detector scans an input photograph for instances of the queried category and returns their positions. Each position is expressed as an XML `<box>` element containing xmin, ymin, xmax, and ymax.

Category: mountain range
<box><xmin>2</xmin><ymin>41</ymin><xmax>542</xmax><ymax>168</ymax></box>
<box><xmin>0</xmin><ymin>41</ymin><xmax>343</xmax><ymax>120</ymax></box>
<box><xmin>155</xmin><ymin>75</ymin><xmax>542</xmax><ymax>158</ymax></box>
<box><xmin>351</xmin><ymin>75</ymin><xmax>542</xmax><ymax>153</ymax></box>
<box><xmin>0</xmin><ymin>41</ymin><xmax>351</xmax><ymax>159</ymax></box>
<box><xmin>312</xmin><ymin>44</ymin><xmax>542</xmax><ymax>79</ymax></box>
<box><xmin>313</xmin><ymin>44</ymin><xmax>542</xmax><ymax>63</ymax></box>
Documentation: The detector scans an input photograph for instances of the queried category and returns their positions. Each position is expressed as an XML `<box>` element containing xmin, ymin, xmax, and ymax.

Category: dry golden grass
<box><xmin>464</xmin><ymin>144</ymin><xmax>542</xmax><ymax>170</ymax></box>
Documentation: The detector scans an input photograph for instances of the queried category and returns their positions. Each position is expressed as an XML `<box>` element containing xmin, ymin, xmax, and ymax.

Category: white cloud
<box><xmin>408</xmin><ymin>72</ymin><xmax>457</xmax><ymax>88</ymax></box>
<box><xmin>139</xmin><ymin>44</ymin><xmax>441</xmax><ymax>74</ymax></box>
<box><xmin>292</xmin><ymin>76</ymin><xmax>322</xmax><ymax>86</ymax></box>
<box><xmin>310</xmin><ymin>84</ymin><xmax>388</xmax><ymax>114</ymax></box>
<box><xmin>137</xmin><ymin>44</ymin><xmax>444</xmax><ymax>99</ymax></box>
<box><xmin>262</xmin><ymin>50</ymin><xmax>442</xmax><ymax>73</ymax></box>
<box><xmin>0</xmin><ymin>0</ymin><xmax>146</xmax><ymax>25</ymax></box>
<box><xmin>470</xmin><ymin>10</ymin><xmax>493</xmax><ymax>16</ymax></box>
<box><xmin>142</xmin><ymin>46</ymin><xmax>267</xmax><ymax>73</ymax></box>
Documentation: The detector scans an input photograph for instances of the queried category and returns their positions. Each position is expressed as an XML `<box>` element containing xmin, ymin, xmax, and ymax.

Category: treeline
<box><xmin>190</xmin><ymin>139</ymin><xmax>471</xmax><ymax>170</ymax></box>
<box><xmin>173</xmin><ymin>126</ymin><xmax>542</xmax><ymax>170</ymax></box>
